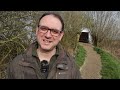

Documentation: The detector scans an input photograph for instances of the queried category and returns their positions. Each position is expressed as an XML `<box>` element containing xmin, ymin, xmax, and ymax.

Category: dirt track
<box><xmin>79</xmin><ymin>42</ymin><xmax>102</xmax><ymax>79</ymax></box>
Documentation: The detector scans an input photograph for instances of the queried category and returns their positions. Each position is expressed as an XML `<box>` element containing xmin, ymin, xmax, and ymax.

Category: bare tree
<box><xmin>83</xmin><ymin>11</ymin><xmax>120</xmax><ymax>47</ymax></box>
<box><xmin>59</xmin><ymin>11</ymin><xmax>86</xmax><ymax>54</ymax></box>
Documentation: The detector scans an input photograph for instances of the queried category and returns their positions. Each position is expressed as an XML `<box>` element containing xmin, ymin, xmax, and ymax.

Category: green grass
<box><xmin>75</xmin><ymin>44</ymin><xmax>86</xmax><ymax>69</ymax></box>
<box><xmin>94</xmin><ymin>47</ymin><xmax>120</xmax><ymax>79</ymax></box>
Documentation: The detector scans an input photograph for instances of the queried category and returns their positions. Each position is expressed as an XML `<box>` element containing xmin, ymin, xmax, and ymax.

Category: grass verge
<box><xmin>75</xmin><ymin>44</ymin><xmax>86</xmax><ymax>69</ymax></box>
<box><xmin>94</xmin><ymin>47</ymin><xmax>120</xmax><ymax>79</ymax></box>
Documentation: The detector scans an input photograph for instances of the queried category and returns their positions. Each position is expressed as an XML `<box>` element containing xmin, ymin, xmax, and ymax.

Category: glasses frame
<box><xmin>38</xmin><ymin>25</ymin><xmax>63</xmax><ymax>37</ymax></box>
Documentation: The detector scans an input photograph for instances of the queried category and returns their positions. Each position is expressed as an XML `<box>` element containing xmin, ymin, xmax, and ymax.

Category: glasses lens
<box><xmin>51</xmin><ymin>29</ymin><xmax>61</xmax><ymax>36</ymax></box>
<box><xmin>39</xmin><ymin>26</ymin><xmax>48</xmax><ymax>33</ymax></box>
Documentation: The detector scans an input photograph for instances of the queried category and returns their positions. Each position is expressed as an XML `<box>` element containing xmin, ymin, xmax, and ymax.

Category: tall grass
<box><xmin>75</xmin><ymin>44</ymin><xmax>86</xmax><ymax>69</ymax></box>
<box><xmin>94</xmin><ymin>47</ymin><xmax>120</xmax><ymax>79</ymax></box>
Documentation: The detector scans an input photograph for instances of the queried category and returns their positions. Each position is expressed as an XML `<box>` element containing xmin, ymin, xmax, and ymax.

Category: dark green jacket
<box><xmin>7</xmin><ymin>42</ymin><xmax>81</xmax><ymax>79</ymax></box>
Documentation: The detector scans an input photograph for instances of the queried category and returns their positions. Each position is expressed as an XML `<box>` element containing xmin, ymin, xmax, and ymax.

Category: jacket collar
<box><xmin>24</xmin><ymin>42</ymin><xmax>68</xmax><ymax>63</ymax></box>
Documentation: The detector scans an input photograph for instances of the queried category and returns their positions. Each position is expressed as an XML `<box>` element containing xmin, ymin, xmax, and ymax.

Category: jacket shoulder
<box><xmin>65</xmin><ymin>51</ymin><xmax>75</xmax><ymax>62</ymax></box>
<box><xmin>10</xmin><ymin>54</ymin><xmax>24</xmax><ymax>66</ymax></box>
<box><xmin>8</xmin><ymin>54</ymin><xmax>25</xmax><ymax>73</ymax></box>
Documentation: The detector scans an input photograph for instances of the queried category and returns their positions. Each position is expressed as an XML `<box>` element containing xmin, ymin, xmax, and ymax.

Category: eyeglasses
<box><xmin>38</xmin><ymin>25</ymin><xmax>62</xmax><ymax>37</ymax></box>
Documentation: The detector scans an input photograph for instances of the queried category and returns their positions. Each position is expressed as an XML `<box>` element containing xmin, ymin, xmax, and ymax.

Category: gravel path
<box><xmin>80</xmin><ymin>43</ymin><xmax>102</xmax><ymax>79</ymax></box>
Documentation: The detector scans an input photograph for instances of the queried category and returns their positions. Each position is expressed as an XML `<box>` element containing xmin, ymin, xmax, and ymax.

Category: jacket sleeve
<box><xmin>66</xmin><ymin>51</ymin><xmax>82</xmax><ymax>79</ymax></box>
<box><xmin>68</xmin><ymin>54</ymin><xmax>82</xmax><ymax>79</ymax></box>
<box><xmin>6</xmin><ymin>54</ymin><xmax>24</xmax><ymax>79</ymax></box>
<box><xmin>6</xmin><ymin>61</ymin><xmax>14</xmax><ymax>79</ymax></box>
<box><xmin>72</xmin><ymin>61</ymin><xmax>82</xmax><ymax>79</ymax></box>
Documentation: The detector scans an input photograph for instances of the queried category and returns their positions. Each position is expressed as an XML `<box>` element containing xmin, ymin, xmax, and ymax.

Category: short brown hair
<box><xmin>38</xmin><ymin>12</ymin><xmax>64</xmax><ymax>31</ymax></box>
